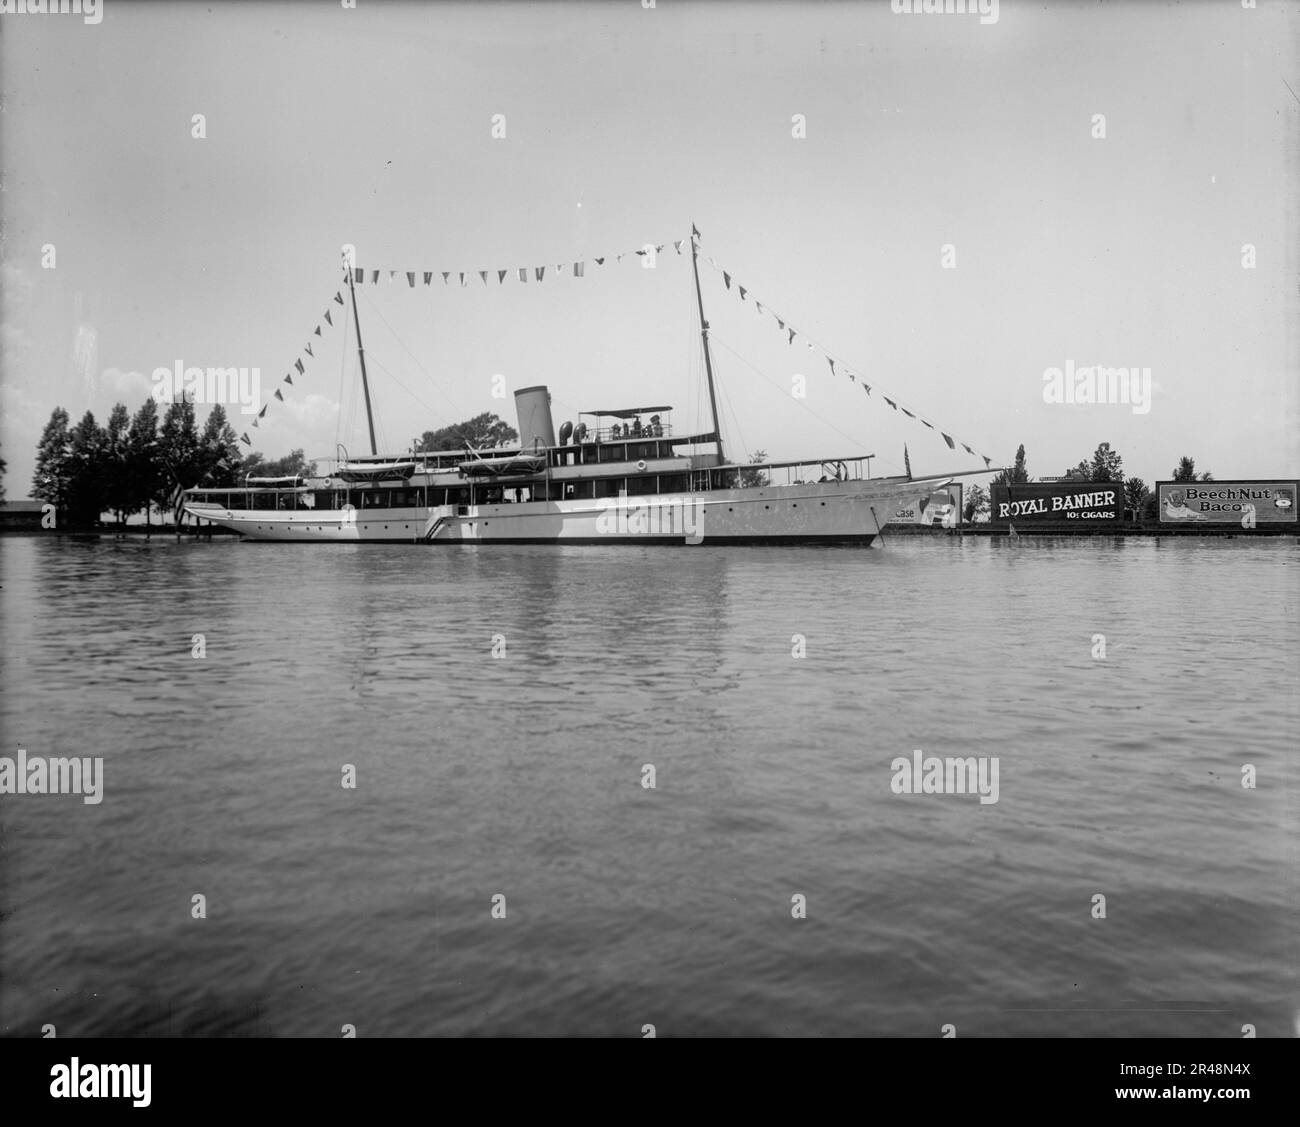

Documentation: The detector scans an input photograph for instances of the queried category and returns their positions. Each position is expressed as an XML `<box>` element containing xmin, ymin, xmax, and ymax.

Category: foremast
<box><xmin>690</xmin><ymin>223</ymin><xmax>725</xmax><ymax>467</ymax></box>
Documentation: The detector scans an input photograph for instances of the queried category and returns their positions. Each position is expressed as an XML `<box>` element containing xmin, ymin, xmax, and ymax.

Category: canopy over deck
<box><xmin>580</xmin><ymin>406</ymin><xmax>672</xmax><ymax>419</ymax></box>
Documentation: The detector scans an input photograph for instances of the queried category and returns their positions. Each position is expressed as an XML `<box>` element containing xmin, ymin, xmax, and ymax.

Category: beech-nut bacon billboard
<box><xmin>1157</xmin><ymin>481</ymin><xmax>1297</xmax><ymax>526</ymax></box>
<box><xmin>989</xmin><ymin>482</ymin><xmax>1121</xmax><ymax>525</ymax></box>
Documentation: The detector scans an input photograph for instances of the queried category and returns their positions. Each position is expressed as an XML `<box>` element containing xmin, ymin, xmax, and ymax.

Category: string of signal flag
<box><xmin>247</xmin><ymin>230</ymin><xmax>995</xmax><ymax>468</ymax></box>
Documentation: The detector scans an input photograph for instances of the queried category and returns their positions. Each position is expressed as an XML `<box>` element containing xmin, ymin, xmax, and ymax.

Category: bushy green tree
<box><xmin>126</xmin><ymin>398</ymin><xmax>161</xmax><ymax>527</ymax></box>
<box><xmin>419</xmin><ymin>412</ymin><xmax>518</xmax><ymax>452</ymax></box>
<box><xmin>240</xmin><ymin>448</ymin><xmax>316</xmax><ymax>480</ymax></box>
<box><xmin>738</xmin><ymin>450</ymin><xmax>769</xmax><ymax>488</ymax></box>
<box><xmin>104</xmin><ymin>403</ymin><xmax>132</xmax><ymax>525</ymax></box>
<box><xmin>67</xmin><ymin>410</ymin><xmax>108</xmax><ymax>527</ymax></box>
<box><xmin>991</xmin><ymin>444</ymin><xmax>1029</xmax><ymax>486</ymax></box>
<box><xmin>32</xmin><ymin>407</ymin><xmax>72</xmax><ymax>522</ymax></box>
<box><xmin>197</xmin><ymin>404</ymin><xmax>243</xmax><ymax>486</ymax></box>
<box><xmin>964</xmin><ymin>482</ymin><xmax>990</xmax><ymax>523</ymax></box>
<box><xmin>1172</xmin><ymin>456</ymin><xmax>1213</xmax><ymax>482</ymax></box>
<box><xmin>1124</xmin><ymin>477</ymin><xmax>1150</xmax><ymax>522</ymax></box>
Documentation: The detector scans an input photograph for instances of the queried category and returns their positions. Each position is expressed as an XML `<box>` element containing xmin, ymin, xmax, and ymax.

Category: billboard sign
<box><xmin>989</xmin><ymin>482</ymin><xmax>1121</xmax><ymax>525</ymax></box>
<box><xmin>1157</xmin><ymin>481</ymin><xmax>1296</xmax><ymax>527</ymax></box>
<box><xmin>888</xmin><ymin>483</ymin><xmax>963</xmax><ymax>526</ymax></box>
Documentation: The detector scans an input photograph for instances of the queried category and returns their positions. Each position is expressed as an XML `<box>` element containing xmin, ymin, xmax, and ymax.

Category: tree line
<box><xmin>27</xmin><ymin>397</ymin><xmax>316</xmax><ymax>528</ymax></box>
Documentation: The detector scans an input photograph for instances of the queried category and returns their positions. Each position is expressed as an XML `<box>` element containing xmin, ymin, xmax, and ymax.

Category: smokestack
<box><xmin>514</xmin><ymin>385</ymin><xmax>557</xmax><ymax>452</ymax></box>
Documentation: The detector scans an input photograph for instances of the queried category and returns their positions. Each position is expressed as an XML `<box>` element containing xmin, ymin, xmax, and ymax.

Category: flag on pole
<box><xmin>407</xmin><ymin>272</ymin><xmax>416</xmax><ymax>287</ymax></box>
<box><xmin>325</xmin><ymin>310</ymin><xmax>333</xmax><ymax>325</ymax></box>
<box><xmin>274</xmin><ymin>389</ymin><xmax>284</xmax><ymax>401</ymax></box>
<box><xmin>304</xmin><ymin>343</ymin><xmax>313</xmax><ymax>357</ymax></box>
<box><xmin>294</xmin><ymin>359</ymin><xmax>304</xmax><ymax>374</ymax></box>
<box><xmin>499</xmin><ymin>270</ymin><xmax>508</xmax><ymax>284</ymax></box>
<box><xmin>535</xmin><ymin>267</ymin><xmax>545</xmax><ymax>281</ymax></box>
<box><xmin>942</xmin><ymin>433</ymin><xmax>955</xmax><ymax>450</ymax></box>
<box><xmin>691</xmin><ymin>223</ymin><xmax>701</xmax><ymax>237</ymax></box>
<box><xmin>314</xmin><ymin>325</ymin><xmax>322</xmax><ymax>336</ymax></box>
<box><xmin>241</xmin><ymin>433</ymin><xmax>251</xmax><ymax>445</ymax></box>
<box><xmin>723</xmin><ymin>273</ymin><xmax>732</xmax><ymax>289</ymax></box>
<box><xmin>442</xmin><ymin>272</ymin><xmax>451</xmax><ymax>284</ymax></box>
<box><xmin>424</xmin><ymin>272</ymin><xmax>433</xmax><ymax>285</ymax></box>
<box><xmin>284</xmin><ymin>374</ymin><xmax>293</xmax><ymax>385</ymax></box>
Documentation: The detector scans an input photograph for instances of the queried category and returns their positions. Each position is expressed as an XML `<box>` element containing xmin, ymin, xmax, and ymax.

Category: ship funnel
<box><xmin>514</xmin><ymin>385</ymin><xmax>557</xmax><ymax>452</ymax></box>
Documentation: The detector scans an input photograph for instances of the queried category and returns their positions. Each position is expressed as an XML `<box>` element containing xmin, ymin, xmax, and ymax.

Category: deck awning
<box><xmin>580</xmin><ymin>406</ymin><xmax>672</xmax><ymax>419</ymax></box>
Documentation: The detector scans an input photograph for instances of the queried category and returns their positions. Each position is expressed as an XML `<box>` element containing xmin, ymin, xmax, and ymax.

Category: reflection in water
<box><xmin>0</xmin><ymin>534</ymin><xmax>1295</xmax><ymax>1036</ymax></box>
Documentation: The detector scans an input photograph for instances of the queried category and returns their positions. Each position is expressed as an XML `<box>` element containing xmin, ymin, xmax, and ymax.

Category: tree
<box><xmin>1063</xmin><ymin>442</ymin><xmax>1122</xmax><ymax>482</ymax></box>
<box><xmin>419</xmin><ymin>412</ymin><xmax>518</xmax><ymax>452</ymax></box>
<box><xmin>991</xmin><ymin>444</ymin><xmax>1029</xmax><ymax>487</ymax></box>
<box><xmin>964</xmin><ymin>483</ymin><xmax>990</xmax><ymax>523</ymax></box>
<box><xmin>738</xmin><ymin>450</ymin><xmax>769</xmax><ymax>488</ymax></box>
<box><xmin>104</xmin><ymin>403</ymin><xmax>132</xmax><ymax>526</ymax></box>
<box><xmin>197</xmin><ymin>404</ymin><xmax>243</xmax><ymax>487</ymax></box>
<box><xmin>240</xmin><ymin>448</ymin><xmax>316</xmax><ymax>480</ymax></box>
<box><xmin>1172</xmin><ymin>456</ymin><xmax>1213</xmax><ymax>482</ymax></box>
<box><xmin>126</xmin><ymin>398</ymin><xmax>161</xmax><ymax>527</ymax></box>
<box><xmin>66</xmin><ymin>410</ymin><xmax>108</xmax><ymax>527</ymax></box>
<box><xmin>1088</xmin><ymin>442</ymin><xmax>1123</xmax><ymax>482</ymax></box>
<box><xmin>1123</xmin><ymin>477</ymin><xmax>1150</xmax><ymax>522</ymax></box>
<box><xmin>155</xmin><ymin>396</ymin><xmax>202</xmax><ymax>519</ymax></box>
<box><xmin>32</xmin><ymin>407</ymin><xmax>72</xmax><ymax>521</ymax></box>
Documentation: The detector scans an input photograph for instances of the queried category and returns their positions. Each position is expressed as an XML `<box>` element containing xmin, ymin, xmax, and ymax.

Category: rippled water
<box><xmin>1</xmin><ymin>533</ymin><xmax>1296</xmax><ymax>1037</ymax></box>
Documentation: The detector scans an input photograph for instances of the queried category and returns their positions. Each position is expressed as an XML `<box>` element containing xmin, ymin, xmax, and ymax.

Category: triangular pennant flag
<box><xmin>314</xmin><ymin>325</ymin><xmax>322</xmax><ymax>337</ymax></box>
<box><xmin>324</xmin><ymin>310</ymin><xmax>333</xmax><ymax>326</ymax></box>
<box><xmin>635</xmin><ymin>249</ymin><xmax>646</xmax><ymax>257</ymax></box>
<box><xmin>942</xmin><ymin>433</ymin><xmax>955</xmax><ymax>450</ymax></box>
<box><xmin>884</xmin><ymin>397</ymin><xmax>897</xmax><ymax>409</ymax></box>
<box><xmin>983</xmin><ymin>455</ymin><xmax>992</xmax><ymax>468</ymax></box>
<box><xmin>755</xmin><ymin>301</ymin><xmax>764</xmax><ymax>314</ymax></box>
<box><xmin>240</xmin><ymin>433</ymin><xmax>251</xmax><ymax>445</ymax></box>
<box><xmin>258</xmin><ymin>405</ymin><xmax>267</xmax><ymax>418</ymax></box>
<box><xmin>723</xmin><ymin>272</ymin><xmax>732</xmax><ymax>289</ymax></box>
<box><xmin>655</xmin><ymin>245</ymin><xmax>664</xmax><ymax>254</ymax></box>
<box><xmin>535</xmin><ymin>267</ymin><xmax>545</xmax><ymax>281</ymax></box>
<box><xmin>555</xmin><ymin>263</ymin><xmax>566</xmax><ymax>276</ymax></box>
<box><xmin>862</xmin><ymin>384</ymin><xmax>871</xmax><ymax>395</ymax></box>
<box><xmin>518</xmin><ymin>268</ymin><xmax>527</xmax><ymax>282</ymax></box>
<box><xmin>284</xmin><ymin>374</ymin><xmax>293</xmax><ymax>385</ymax></box>
<box><xmin>389</xmin><ymin>271</ymin><xmax>397</xmax><ymax>284</ymax></box>
<box><xmin>251</xmin><ymin>419</ymin><xmax>259</xmax><ymax>429</ymax></box>
<box><xmin>370</xmin><ymin>271</ymin><xmax>379</xmax><ymax>284</ymax></box>
<box><xmin>574</xmin><ymin>261</ymin><xmax>585</xmax><ymax>277</ymax></box>
<box><xmin>294</xmin><ymin>359</ymin><xmax>305</xmax><ymax>374</ymax></box>
<box><xmin>847</xmin><ymin>371</ymin><xmax>856</xmax><ymax>383</ymax></box>
<box><xmin>479</xmin><ymin>271</ymin><xmax>488</xmax><ymax>285</ymax></box>
<box><xmin>499</xmin><ymin>269</ymin><xmax>508</xmax><ymax>284</ymax></box>
<box><xmin>738</xmin><ymin>286</ymin><xmax>747</xmax><ymax>301</ymax></box>
<box><xmin>442</xmin><ymin>272</ymin><xmax>450</xmax><ymax>284</ymax></box>
<box><xmin>777</xmin><ymin>319</ymin><xmax>784</xmax><ymax>331</ymax></box>
<box><xmin>922</xmin><ymin>420</ymin><xmax>934</xmax><ymax>429</ymax></box>
<box><xmin>902</xmin><ymin>408</ymin><xmax>915</xmax><ymax>418</ymax></box>
<box><xmin>304</xmin><ymin>343</ymin><xmax>314</xmax><ymax>357</ymax></box>
<box><xmin>691</xmin><ymin>223</ymin><xmax>701</xmax><ymax>238</ymax></box>
<box><xmin>274</xmin><ymin>389</ymin><xmax>284</xmax><ymax>402</ymax></box>
<box><xmin>674</xmin><ymin>241</ymin><xmax>683</xmax><ymax>254</ymax></box>
<box><xmin>407</xmin><ymin>272</ymin><xmax>416</xmax><ymax>287</ymax></box>
<box><xmin>424</xmin><ymin>272</ymin><xmax>433</xmax><ymax>285</ymax></box>
<box><xmin>963</xmin><ymin>444</ymin><xmax>974</xmax><ymax>455</ymax></box>
<box><xmin>335</xmin><ymin>292</ymin><xmax>344</xmax><ymax>304</ymax></box>
<box><xmin>788</xmin><ymin>328</ymin><xmax>796</xmax><ymax>345</ymax></box>
<box><xmin>459</xmin><ymin>273</ymin><xmax>466</xmax><ymax>287</ymax></box>
<box><xmin>828</xmin><ymin>358</ymin><xmax>835</xmax><ymax>375</ymax></box>
<box><xmin>595</xmin><ymin>257</ymin><xmax>605</xmax><ymax>265</ymax></box>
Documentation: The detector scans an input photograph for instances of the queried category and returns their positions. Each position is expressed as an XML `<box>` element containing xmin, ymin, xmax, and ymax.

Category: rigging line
<box><xmin>710</xmin><ymin>333</ymin><xmax>901</xmax><ymax>474</ymax></box>
<box><xmin>335</xmin><ymin>299</ymin><xmax>351</xmax><ymax>461</ymax></box>
<box><xmin>696</xmin><ymin>254</ymin><xmax>986</xmax><ymax>459</ymax></box>
<box><xmin>356</xmin><ymin>287</ymin><xmax>471</xmax><ymax>420</ymax></box>
<box><xmin>713</xmin><ymin>370</ymin><xmax>751</xmax><ymax>465</ymax></box>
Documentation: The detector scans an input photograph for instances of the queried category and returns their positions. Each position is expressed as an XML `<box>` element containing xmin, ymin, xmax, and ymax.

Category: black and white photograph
<box><xmin>0</xmin><ymin>0</ymin><xmax>1295</xmax><ymax>1105</ymax></box>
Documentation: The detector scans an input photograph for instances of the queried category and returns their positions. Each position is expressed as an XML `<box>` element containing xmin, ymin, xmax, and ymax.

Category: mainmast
<box><xmin>689</xmin><ymin>223</ymin><xmax>726</xmax><ymax>466</ymax></box>
<box><xmin>345</xmin><ymin>263</ymin><xmax>379</xmax><ymax>457</ymax></box>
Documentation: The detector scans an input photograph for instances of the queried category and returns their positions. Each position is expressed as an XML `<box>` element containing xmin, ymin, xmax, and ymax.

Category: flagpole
<box><xmin>346</xmin><ymin>264</ymin><xmax>378</xmax><ymax>457</ymax></box>
<box><xmin>690</xmin><ymin>224</ymin><xmax>726</xmax><ymax>468</ymax></box>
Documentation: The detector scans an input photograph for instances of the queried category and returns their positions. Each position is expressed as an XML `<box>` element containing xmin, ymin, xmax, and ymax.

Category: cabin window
<box><xmin>626</xmin><ymin>476</ymin><xmax>656</xmax><ymax>496</ymax></box>
<box><xmin>658</xmin><ymin>474</ymin><xmax>689</xmax><ymax>494</ymax></box>
<box><xmin>594</xmin><ymin>478</ymin><xmax>622</xmax><ymax>499</ymax></box>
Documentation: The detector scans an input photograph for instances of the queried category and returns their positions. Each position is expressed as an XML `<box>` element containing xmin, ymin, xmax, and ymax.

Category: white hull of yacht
<box><xmin>183</xmin><ymin>478</ymin><xmax>949</xmax><ymax>544</ymax></box>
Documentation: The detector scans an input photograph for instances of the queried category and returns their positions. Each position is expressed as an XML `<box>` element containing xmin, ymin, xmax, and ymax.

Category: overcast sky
<box><xmin>2</xmin><ymin>0</ymin><xmax>1295</xmax><ymax>492</ymax></box>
